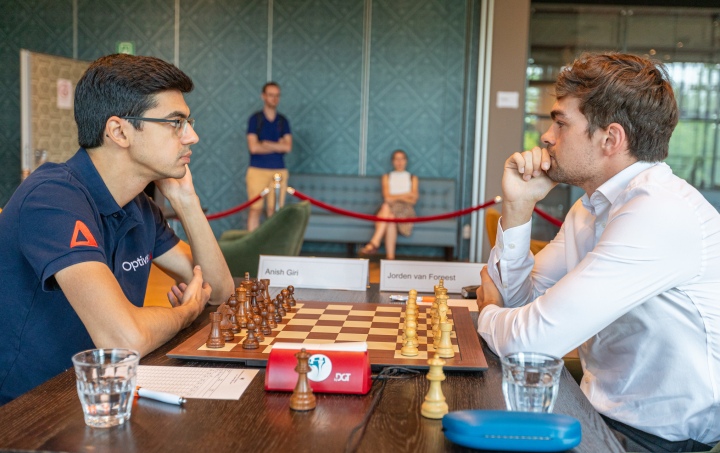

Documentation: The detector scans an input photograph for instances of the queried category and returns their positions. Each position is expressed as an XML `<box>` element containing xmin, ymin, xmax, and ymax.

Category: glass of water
<box><xmin>72</xmin><ymin>348</ymin><xmax>140</xmax><ymax>428</ymax></box>
<box><xmin>501</xmin><ymin>352</ymin><xmax>564</xmax><ymax>413</ymax></box>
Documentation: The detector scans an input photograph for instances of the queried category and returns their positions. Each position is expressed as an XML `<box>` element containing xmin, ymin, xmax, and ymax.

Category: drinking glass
<box><xmin>501</xmin><ymin>352</ymin><xmax>563</xmax><ymax>413</ymax></box>
<box><xmin>72</xmin><ymin>348</ymin><xmax>140</xmax><ymax>428</ymax></box>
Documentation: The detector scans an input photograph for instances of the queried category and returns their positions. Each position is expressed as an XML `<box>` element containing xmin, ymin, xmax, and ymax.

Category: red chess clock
<box><xmin>265</xmin><ymin>342</ymin><xmax>372</xmax><ymax>394</ymax></box>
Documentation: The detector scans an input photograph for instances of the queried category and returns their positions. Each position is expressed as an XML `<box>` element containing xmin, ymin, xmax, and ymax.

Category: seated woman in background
<box><xmin>359</xmin><ymin>149</ymin><xmax>419</xmax><ymax>260</ymax></box>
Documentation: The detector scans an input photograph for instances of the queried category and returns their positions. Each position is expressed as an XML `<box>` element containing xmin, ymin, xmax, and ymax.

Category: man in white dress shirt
<box><xmin>477</xmin><ymin>52</ymin><xmax>720</xmax><ymax>452</ymax></box>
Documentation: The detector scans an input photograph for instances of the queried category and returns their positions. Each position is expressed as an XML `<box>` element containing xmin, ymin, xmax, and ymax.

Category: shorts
<box><xmin>246</xmin><ymin>166</ymin><xmax>289</xmax><ymax>211</ymax></box>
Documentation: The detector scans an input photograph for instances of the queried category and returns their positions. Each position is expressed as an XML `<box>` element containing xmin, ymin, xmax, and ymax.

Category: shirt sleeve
<box><xmin>281</xmin><ymin>115</ymin><xmax>291</xmax><ymax>136</ymax></box>
<box><xmin>18</xmin><ymin>180</ymin><xmax>107</xmax><ymax>291</ymax></box>
<box><xmin>478</xmin><ymin>189</ymin><xmax>702</xmax><ymax>358</ymax></box>
<box><xmin>247</xmin><ymin>113</ymin><xmax>258</xmax><ymax>136</ymax></box>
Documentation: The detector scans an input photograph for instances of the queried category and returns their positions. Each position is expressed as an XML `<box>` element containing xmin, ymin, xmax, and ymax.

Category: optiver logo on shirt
<box><xmin>122</xmin><ymin>253</ymin><xmax>152</xmax><ymax>272</ymax></box>
<box><xmin>69</xmin><ymin>220</ymin><xmax>98</xmax><ymax>248</ymax></box>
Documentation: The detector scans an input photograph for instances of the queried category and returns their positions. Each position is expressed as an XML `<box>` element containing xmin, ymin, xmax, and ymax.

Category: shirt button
<box><xmin>508</xmin><ymin>243</ymin><xmax>516</xmax><ymax>249</ymax></box>
<box><xmin>112</xmin><ymin>213</ymin><xmax>118</xmax><ymax>218</ymax></box>
<box><xmin>503</xmin><ymin>284</ymin><xmax>508</xmax><ymax>289</ymax></box>
<box><xmin>600</xmin><ymin>222</ymin><xmax>606</xmax><ymax>228</ymax></box>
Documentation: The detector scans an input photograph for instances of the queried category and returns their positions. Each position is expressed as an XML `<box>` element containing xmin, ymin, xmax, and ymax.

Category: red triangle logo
<box><xmin>70</xmin><ymin>220</ymin><xmax>98</xmax><ymax>248</ymax></box>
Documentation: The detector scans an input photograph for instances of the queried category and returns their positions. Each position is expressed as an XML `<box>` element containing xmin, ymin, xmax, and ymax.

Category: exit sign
<box><xmin>116</xmin><ymin>41</ymin><xmax>135</xmax><ymax>55</ymax></box>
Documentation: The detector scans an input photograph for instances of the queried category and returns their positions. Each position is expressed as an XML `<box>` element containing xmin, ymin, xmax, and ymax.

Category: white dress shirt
<box><xmin>478</xmin><ymin>161</ymin><xmax>720</xmax><ymax>443</ymax></box>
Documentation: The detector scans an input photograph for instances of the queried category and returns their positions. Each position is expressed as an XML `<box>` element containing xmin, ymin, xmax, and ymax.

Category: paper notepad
<box><xmin>136</xmin><ymin>366</ymin><xmax>258</xmax><ymax>400</ymax></box>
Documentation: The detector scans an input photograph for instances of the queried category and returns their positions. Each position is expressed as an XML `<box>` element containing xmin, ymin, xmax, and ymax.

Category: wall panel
<box><xmin>366</xmin><ymin>0</ymin><xmax>466</xmax><ymax>184</ymax></box>
<box><xmin>273</xmin><ymin>0</ymin><xmax>364</xmax><ymax>176</ymax></box>
<box><xmin>0</xmin><ymin>0</ymin><xmax>73</xmax><ymax>206</ymax></box>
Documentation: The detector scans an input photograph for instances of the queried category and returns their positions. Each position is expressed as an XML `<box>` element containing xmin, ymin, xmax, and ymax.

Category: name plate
<box><xmin>258</xmin><ymin>255</ymin><xmax>369</xmax><ymax>291</ymax></box>
<box><xmin>380</xmin><ymin>260</ymin><xmax>486</xmax><ymax>294</ymax></box>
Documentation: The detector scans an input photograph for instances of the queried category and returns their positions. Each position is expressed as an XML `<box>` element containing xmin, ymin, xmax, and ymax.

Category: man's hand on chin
<box><xmin>477</xmin><ymin>266</ymin><xmax>504</xmax><ymax>313</ymax></box>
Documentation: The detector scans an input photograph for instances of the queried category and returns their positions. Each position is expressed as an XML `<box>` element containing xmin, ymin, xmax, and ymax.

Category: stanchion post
<box><xmin>273</xmin><ymin>173</ymin><xmax>283</xmax><ymax>213</ymax></box>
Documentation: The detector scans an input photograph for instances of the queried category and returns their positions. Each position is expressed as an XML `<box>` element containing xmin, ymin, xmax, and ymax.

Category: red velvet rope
<box><xmin>205</xmin><ymin>193</ymin><xmax>264</xmax><ymax>220</ymax></box>
<box><xmin>288</xmin><ymin>188</ymin><xmax>500</xmax><ymax>223</ymax></box>
<box><xmin>533</xmin><ymin>206</ymin><xmax>563</xmax><ymax>227</ymax></box>
<box><xmin>204</xmin><ymin>186</ymin><xmax>565</xmax><ymax>227</ymax></box>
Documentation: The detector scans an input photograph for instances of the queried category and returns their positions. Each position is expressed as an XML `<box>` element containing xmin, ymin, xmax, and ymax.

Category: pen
<box><xmin>136</xmin><ymin>386</ymin><xmax>187</xmax><ymax>406</ymax></box>
<box><xmin>388</xmin><ymin>295</ymin><xmax>425</xmax><ymax>302</ymax></box>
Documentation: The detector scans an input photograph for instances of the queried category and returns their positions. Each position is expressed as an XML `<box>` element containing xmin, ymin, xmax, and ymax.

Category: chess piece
<box><xmin>228</xmin><ymin>310</ymin><xmax>241</xmax><ymax>336</ymax></box>
<box><xmin>421</xmin><ymin>353</ymin><xmax>448</xmax><ymax>419</ymax></box>
<box><xmin>259</xmin><ymin>308</ymin><xmax>272</xmax><ymax>336</ymax></box>
<box><xmin>220</xmin><ymin>310</ymin><xmax>235</xmax><ymax>343</ymax></box>
<box><xmin>261</xmin><ymin>279</ymin><xmax>272</xmax><ymax>306</ymax></box>
<box><xmin>405</xmin><ymin>300</ymin><xmax>417</xmax><ymax>321</ymax></box>
<box><xmin>289</xmin><ymin>348</ymin><xmax>316</xmax><ymax>411</ymax></box>
<box><xmin>206</xmin><ymin>312</ymin><xmax>225</xmax><ymax>348</ymax></box>
<box><xmin>401</xmin><ymin>324</ymin><xmax>419</xmax><ymax>357</ymax></box>
<box><xmin>236</xmin><ymin>290</ymin><xmax>249</xmax><ymax>329</ymax></box>
<box><xmin>242</xmin><ymin>318</ymin><xmax>259</xmax><ymax>349</ymax></box>
<box><xmin>266</xmin><ymin>303</ymin><xmax>278</xmax><ymax>329</ymax></box>
<box><xmin>278</xmin><ymin>292</ymin><xmax>291</xmax><ymax>313</ymax></box>
<box><xmin>436</xmin><ymin>322</ymin><xmax>455</xmax><ymax>358</ymax></box>
<box><xmin>287</xmin><ymin>285</ymin><xmax>297</xmax><ymax>307</ymax></box>
<box><xmin>404</xmin><ymin>318</ymin><xmax>419</xmax><ymax>348</ymax></box>
<box><xmin>244</xmin><ymin>287</ymin><xmax>253</xmax><ymax>319</ymax></box>
<box><xmin>283</xmin><ymin>285</ymin><xmax>297</xmax><ymax>307</ymax></box>
<box><xmin>253</xmin><ymin>314</ymin><xmax>265</xmax><ymax>342</ymax></box>
<box><xmin>256</xmin><ymin>280</ymin><xmax>266</xmax><ymax>306</ymax></box>
<box><xmin>241</xmin><ymin>272</ymin><xmax>252</xmax><ymax>290</ymax></box>
<box><xmin>273</xmin><ymin>298</ymin><xmax>284</xmax><ymax>321</ymax></box>
<box><xmin>250</xmin><ymin>283</ymin><xmax>260</xmax><ymax>315</ymax></box>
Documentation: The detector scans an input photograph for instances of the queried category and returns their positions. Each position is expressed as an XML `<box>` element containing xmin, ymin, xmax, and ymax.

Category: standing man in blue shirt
<box><xmin>0</xmin><ymin>54</ymin><xmax>234</xmax><ymax>404</ymax></box>
<box><xmin>245</xmin><ymin>82</ymin><xmax>292</xmax><ymax>231</ymax></box>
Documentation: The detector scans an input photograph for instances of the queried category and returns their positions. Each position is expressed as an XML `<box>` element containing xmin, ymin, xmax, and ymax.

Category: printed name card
<box><xmin>379</xmin><ymin>260</ymin><xmax>486</xmax><ymax>294</ymax></box>
<box><xmin>258</xmin><ymin>255</ymin><xmax>369</xmax><ymax>291</ymax></box>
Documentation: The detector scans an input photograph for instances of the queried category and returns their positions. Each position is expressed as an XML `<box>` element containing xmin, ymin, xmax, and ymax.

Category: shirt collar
<box><xmin>581</xmin><ymin>161</ymin><xmax>659</xmax><ymax>216</ymax></box>
<box><xmin>66</xmin><ymin>148</ymin><xmax>123</xmax><ymax>217</ymax></box>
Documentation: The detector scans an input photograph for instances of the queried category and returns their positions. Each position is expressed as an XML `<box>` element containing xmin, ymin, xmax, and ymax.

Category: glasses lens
<box><xmin>179</xmin><ymin>118</ymin><xmax>195</xmax><ymax>136</ymax></box>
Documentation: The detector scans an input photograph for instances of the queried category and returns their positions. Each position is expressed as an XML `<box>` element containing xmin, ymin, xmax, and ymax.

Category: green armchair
<box><xmin>218</xmin><ymin>201</ymin><xmax>311</xmax><ymax>278</ymax></box>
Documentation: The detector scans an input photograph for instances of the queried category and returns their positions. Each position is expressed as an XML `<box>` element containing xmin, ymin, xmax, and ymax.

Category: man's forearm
<box><xmin>171</xmin><ymin>196</ymin><xmax>234</xmax><ymax>304</ymax></box>
<box><xmin>501</xmin><ymin>200</ymin><xmax>536</xmax><ymax>231</ymax></box>
<box><xmin>250</xmin><ymin>140</ymin><xmax>290</xmax><ymax>154</ymax></box>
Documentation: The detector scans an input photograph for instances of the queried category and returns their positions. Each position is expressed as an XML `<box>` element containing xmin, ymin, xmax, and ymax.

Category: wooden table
<box><xmin>0</xmin><ymin>286</ymin><xmax>623</xmax><ymax>453</ymax></box>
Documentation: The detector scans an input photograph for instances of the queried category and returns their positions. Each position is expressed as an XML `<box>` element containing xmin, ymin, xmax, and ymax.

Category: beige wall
<box><xmin>481</xmin><ymin>0</ymin><xmax>531</xmax><ymax>261</ymax></box>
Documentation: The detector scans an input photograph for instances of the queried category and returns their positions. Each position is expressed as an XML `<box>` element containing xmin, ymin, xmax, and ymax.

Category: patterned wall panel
<box><xmin>30</xmin><ymin>53</ymin><xmax>89</xmax><ymax>169</ymax></box>
<box><xmin>180</xmin><ymin>0</ymin><xmax>269</xmax><ymax>235</ymax></box>
<box><xmin>0</xmin><ymin>0</ymin><xmax>73</xmax><ymax>206</ymax></box>
<box><xmin>273</xmin><ymin>0</ymin><xmax>365</xmax><ymax>175</ymax></box>
<box><xmin>366</xmin><ymin>0</ymin><xmax>466</xmax><ymax>186</ymax></box>
<box><xmin>77</xmin><ymin>0</ymin><xmax>175</xmax><ymax>62</ymax></box>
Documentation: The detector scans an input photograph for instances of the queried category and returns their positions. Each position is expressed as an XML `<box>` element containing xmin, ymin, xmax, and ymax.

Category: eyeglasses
<box><xmin>121</xmin><ymin>116</ymin><xmax>196</xmax><ymax>137</ymax></box>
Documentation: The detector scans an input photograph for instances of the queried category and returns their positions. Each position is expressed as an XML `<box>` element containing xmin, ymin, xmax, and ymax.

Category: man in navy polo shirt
<box><xmin>245</xmin><ymin>82</ymin><xmax>292</xmax><ymax>231</ymax></box>
<box><xmin>0</xmin><ymin>54</ymin><xmax>234</xmax><ymax>404</ymax></box>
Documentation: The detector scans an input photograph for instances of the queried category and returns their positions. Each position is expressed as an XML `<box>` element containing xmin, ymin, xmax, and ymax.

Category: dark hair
<box><xmin>262</xmin><ymin>82</ymin><xmax>280</xmax><ymax>93</ymax></box>
<box><xmin>74</xmin><ymin>54</ymin><xmax>194</xmax><ymax>149</ymax></box>
<box><xmin>391</xmin><ymin>149</ymin><xmax>407</xmax><ymax>160</ymax></box>
<box><xmin>555</xmin><ymin>52</ymin><xmax>678</xmax><ymax>161</ymax></box>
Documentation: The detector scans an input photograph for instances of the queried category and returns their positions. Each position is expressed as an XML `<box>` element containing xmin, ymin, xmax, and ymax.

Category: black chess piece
<box><xmin>206</xmin><ymin>312</ymin><xmax>225</xmax><ymax>348</ymax></box>
<box><xmin>242</xmin><ymin>318</ymin><xmax>259</xmax><ymax>349</ymax></box>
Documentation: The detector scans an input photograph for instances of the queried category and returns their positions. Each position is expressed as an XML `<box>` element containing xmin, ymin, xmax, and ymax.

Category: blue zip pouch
<box><xmin>442</xmin><ymin>410</ymin><xmax>582</xmax><ymax>452</ymax></box>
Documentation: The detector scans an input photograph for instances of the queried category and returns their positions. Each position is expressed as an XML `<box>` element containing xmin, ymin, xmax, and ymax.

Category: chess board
<box><xmin>167</xmin><ymin>301</ymin><xmax>488</xmax><ymax>371</ymax></box>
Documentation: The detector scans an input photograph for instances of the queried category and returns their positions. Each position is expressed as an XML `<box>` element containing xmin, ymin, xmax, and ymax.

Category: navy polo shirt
<box><xmin>247</xmin><ymin>111</ymin><xmax>291</xmax><ymax>169</ymax></box>
<box><xmin>0</xmin><ymin>148</ymin><xmax>179</xmax><ymax>404</ymax></box>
